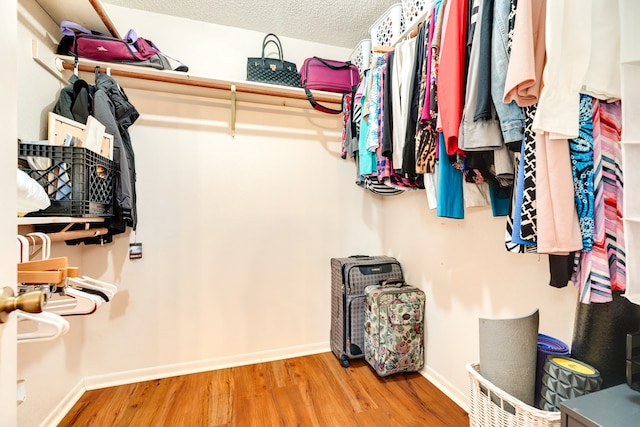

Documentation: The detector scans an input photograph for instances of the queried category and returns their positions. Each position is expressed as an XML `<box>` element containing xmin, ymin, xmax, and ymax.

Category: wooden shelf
<box><xmin>54</xmin><ymin>55</ymin><xmax>344</xmax><ymax>108</ymax></box>
<box><xmin>17</xmin><ymin>217</ymin><xmax>105</xmax><ymax>226</ymax></box>
<box><xmin>32</xmin><ymin>0</ymin><xmax>343</xmax><ymax>111</ymax></box>
<box><xmin>35</xmin><ymin>0</ymin><xmax>120</xmax><ymax>38</ymax></box>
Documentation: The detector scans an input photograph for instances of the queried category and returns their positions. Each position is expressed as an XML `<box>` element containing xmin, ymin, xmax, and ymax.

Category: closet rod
<box><xmin>45</xmin><ymin>227</ymin><xmax>109</xmax><ymax>243</ymax></box>
<box><xmin>57</xmin><ymin>59</ymin><xmax>342</xmax><ymax>105</ymax></box>
<box><xmin>20</xmin><ymin>227</ymin><xmax>109</xmax><ymax>244</ymax></box>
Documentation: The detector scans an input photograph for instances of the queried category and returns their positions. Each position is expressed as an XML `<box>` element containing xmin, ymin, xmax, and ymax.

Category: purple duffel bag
<box><xmin>300</xmin><ymin>57</ymin><xmax>360</xmax><ymax>114</ymax></box>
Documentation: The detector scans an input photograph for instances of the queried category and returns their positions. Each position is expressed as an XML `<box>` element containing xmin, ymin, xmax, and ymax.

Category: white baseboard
<box><xmin>83</xmin><ymin>341</ymin><xmax>330</xmax><ymax>390</ymax></box>
<box><xmin>421</xmin><ymin>365</ymin><xmax>469</xmax><ymax>413</ymax></box>
<box><xmin>39</xmin><ymin>380</ymin><xmax>85</xmax><ymax>427</ymax></box>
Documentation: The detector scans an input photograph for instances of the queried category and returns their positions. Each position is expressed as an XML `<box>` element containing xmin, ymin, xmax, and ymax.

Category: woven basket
<box><xmin>401</xmin><ymin>0</ymin><xmax>429</xmax><ymax>27</ymax></box>
<box><xmin>467</xmin><ymin>363</ymin><xmax>561</xmax><ymax>427</ymax></box>
<box><xmin>369</xmin><ymin>3</ymin><xmax>405</xmax><ymax>47</ymax></box>
<box><xmin>349</xmin><ymin>39</ymin><xmax>372</xmax><ymax>76</ymax></box>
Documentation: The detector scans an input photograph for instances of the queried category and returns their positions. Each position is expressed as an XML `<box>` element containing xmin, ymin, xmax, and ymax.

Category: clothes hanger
<box><xmin>69</xmin><ymin>276</ymin><xmax>117</xmax><ymax>300</ymax></box>
<box><xmin>26</xmin><ymin>232</ymin><xmax>51</xmax><ymax>260</ymax></box>
<box><xmin>44</xmin><ymin>296</ymin><xmax>78</xmax><ymax>312</ymax></box>
<box><xmin>17</xmin><ymin>235</ymin><xmax>29</xmax><ymax>263</ymax></box>
<box><xmin>16</xmin><ymin>310</ymin><xmax>70</xmax><ymax>344</ymax></box>
<box><xmin>47</xmin><ymin>287</ymin><xmax>102</xmax><ymax>316</ymax></box>
<box><xmin>17</xmin><ymin>257</ymin><xmax>78</xmax><ymax>290</ymax></box>
<box><xmin>67</xmin><ymin>278</ymin><xmax>113</xmax><ymax>302</ymax></box>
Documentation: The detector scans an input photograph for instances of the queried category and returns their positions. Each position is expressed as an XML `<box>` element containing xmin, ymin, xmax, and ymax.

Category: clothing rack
<box><xmin>18</xmin><ymin>227</ymin><xmax>108</xmax><ymax>244</ymax></box>
<box><xmin>32</xmin><ymin>39</ymin><xmax>343</xmax><ymax>136</ymax></box>
<box><xmin>18</xmin><ymin>217</ymin><xmax>108</xmax><ymax>243</ymax></box>
<box><xmin>32</xmin><ymin>38</ymin><xmax>342</xmax><ymax>108</ymax></box>
<box><xmin>55</xmin><ymin>58</ymin><xmax>343</xmax><ymax>105</ymax></box>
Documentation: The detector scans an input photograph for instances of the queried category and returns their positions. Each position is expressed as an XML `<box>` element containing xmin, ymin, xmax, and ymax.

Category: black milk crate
<box><xmin>18</xmin><ymin>143</ymin><xmax>116</xmax><ymax>217</ymax></box>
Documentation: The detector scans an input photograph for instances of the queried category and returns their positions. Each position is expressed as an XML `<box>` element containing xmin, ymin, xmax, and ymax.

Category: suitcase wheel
<box><xmin>340</xmin><ymin>355</ymin><xmax>350</xmax><ymax>368</ymax></box>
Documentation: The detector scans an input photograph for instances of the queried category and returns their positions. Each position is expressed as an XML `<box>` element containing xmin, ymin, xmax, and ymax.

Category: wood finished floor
<box><xmin>58</xmin><ymin>352</ymin><xmax>468</xmax><ymax>426</ymax></box>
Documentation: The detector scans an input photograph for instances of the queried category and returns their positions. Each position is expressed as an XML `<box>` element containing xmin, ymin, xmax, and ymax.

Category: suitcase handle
<box><xmin>380</xmin><ymin>278</ymin><xmax>405</xmax><ymax>287</ymax></box>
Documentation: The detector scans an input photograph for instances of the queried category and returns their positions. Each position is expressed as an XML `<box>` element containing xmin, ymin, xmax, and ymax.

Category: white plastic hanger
<box><xmin>17</xmin><ymin>310</ymin><xmax>70</xmax><ymax>344</ymax></box>
<box><xmin>68</xmin><ymin>276</ymin><xmax>117</xmax><ymax>301</ymax></box>
<box><xmin>17</xmin><ymin>235</ymin><xmax>29</xmax><ymax>263</ymax></box>
<box><xmin>46</xmin><ymin>288</ymin><xmax>102</xmax><ymax>316</ymax></box>
<box><xmin>26</xmin><ymin>232</ymin><xmax>51</xmax><ymax>260</ymax></box>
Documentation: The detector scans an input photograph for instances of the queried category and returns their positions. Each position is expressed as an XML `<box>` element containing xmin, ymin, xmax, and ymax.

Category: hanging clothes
<box><xmin>436</xmin><ymin>133</ymin><xmax>464</xmax><ymax>219</ymax></box>
<box><xmin>391</xmin><ymin>37</ymin><xmax>418</xmax><ymax>168</ymax></box>
<box><xmin>490</xmin><ymin>0</ymin><xmax>524</xmax><ymax>146</ymax></box>
<box><xmin>572</xmin><ymin>99</ymin><xmax>625</xmax><ymax>303</ymax></box>
<box><xmin>532</xmin><ymin>0</ymin><xmax>591</xmax><ymax>139</ymax></box>
<box><xmin>415</xmin><ymin>15</ymin><xmax>434</xmax><ymax>174</ymax></box>
<box><xmin>504</xmin><ymin>150</ymin><xmax>537</xmax><ymax>253</ymax></box>
<box><xmin>376</xmin><ymin>57</ymin><xmax>392</xmax><ymax>181</ymax></box>
<box><xmin>53</xmin><ymin>72</ymin><xmax>139</xmax><ymax>242</ymax></box>
<box><xmin>437</xmin><ymin>0</ymin><xmax>468</xmax><ymax>156</ymax></box>
<box><xmin>503</xmin><ymin>0</ymin><xmax>547</xmax><ymax>108</ymax></box>
<box><xmin>401</xmin><ymin>23</ymin><xmax>427</xmax><ymax>176</ymax></box>
<box><xmin>358</xmin><ymin>71</ymin><xmax>377</xmax><ymax>176</ymax></box>
<box><xmin>580</xmin><ymin>0</ymin><xmax>621</xmax><ymax>101</ymax></box>
<box><xmin>535</xmin><ymin>133</ymin><xmax>583</xmax><ymax>254</ymax></box>
<box><xmin>473</xmin><ymin>0</ymin><xmax>494</xmax><ymax>121</ymax></box>
<box><xmin>458</xmin><ymin>0</ymin><xmax>502</xmax><ymax>152</ymax></box>
<box><xmin>420</xmin><ymin>0</ymin><xmax>447</xmax><ymax>209</ymax></box>
<box><xmin>569</xmin><ymin>95</ymin><xmax>595</xmax><ymax>252</ymax></box>
<box><xmin>503</xmin><ymin>0</ymin><xmax>547</xmax><ymax>244</ymax></box>
<box><xmin>382</xmin><ymin>51</ymin><xmax>395</xmax><ymax>159</ymax></box>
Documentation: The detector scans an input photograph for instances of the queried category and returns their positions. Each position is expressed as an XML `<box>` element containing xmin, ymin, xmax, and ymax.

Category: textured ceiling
<box><xmin>101</xmin><ymin>0</ymin><xmax>401</xmax><ymax>48</ymax></box>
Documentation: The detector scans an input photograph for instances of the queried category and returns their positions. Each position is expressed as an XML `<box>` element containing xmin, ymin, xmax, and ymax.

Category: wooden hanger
<box><xmin>373</xmin><ymin>46</ymin><xmax>395</xmax><ymax>54</ymax></box>
<box><xmin>17</xmin><ymin>257</ymin><xmax>79</xmax><ymax>285</ymax></box>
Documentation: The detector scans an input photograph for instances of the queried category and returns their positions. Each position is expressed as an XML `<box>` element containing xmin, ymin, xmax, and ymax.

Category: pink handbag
<box><xmin>300</xmin><ymin>57</ymin><xmax>360</xmax><ymax>114</ymax></box>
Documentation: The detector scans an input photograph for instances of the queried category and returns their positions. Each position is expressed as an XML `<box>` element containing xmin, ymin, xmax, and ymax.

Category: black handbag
<box><xmin>247</xmin><ymin>33</ymin><xmax>301</xmax><ymax>88</ymax></box>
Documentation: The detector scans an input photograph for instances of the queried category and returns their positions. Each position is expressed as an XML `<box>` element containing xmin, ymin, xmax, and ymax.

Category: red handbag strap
<box><xmin>304</xmin><ymin>88</ymin><xmax>344</xmax><ymax>114</ymax></box>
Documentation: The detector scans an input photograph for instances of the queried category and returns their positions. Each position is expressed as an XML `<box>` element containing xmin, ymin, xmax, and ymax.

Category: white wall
<box><xmin>17</xmin><ymin>3</ymin><xmax>384</xmax><ymax>426</ymax></box>
<box><xmin>16</xmin><ymin>2</ymin><xmax>88</xmax><ymax>425</ymax></box>
<box><xmin>1</xmin><ymin>1</ymin><xmax>18</xmax><ymax>426</ymax></box>
<box><xmin>384</xmin><ymin>192</ymin><xmax>578</xmax><ymax>404</ymax></box>
<box><xmin>16</xmin><ymin>2</ymin><xmax>581</xmax><ymax>426</ymax></box>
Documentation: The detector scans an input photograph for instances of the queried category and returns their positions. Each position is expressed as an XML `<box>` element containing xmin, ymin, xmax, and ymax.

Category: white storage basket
<box><xmin>349</xmin><ymin>39</ymin><xmax>372</xmax><ymax>76</ymax></box>
<box><xmin>402</xmin><ymin>0</ymin><xmax>430</xmax><ymax>27</ymax></box>
<box><xmin>466</xmin><ymin>363</ymin><xmax>561</xmax><ymax>427</ymax></box>
<box><xmin>369</xmin><ymin>3</ymin><xmax>405</xmax><ymax>47</ymax></box>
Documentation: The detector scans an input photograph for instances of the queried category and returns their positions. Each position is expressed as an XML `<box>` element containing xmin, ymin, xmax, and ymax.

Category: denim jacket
<box><xmin>491</xmin><ymin>0</ymin><xmax>525</xmax><ymax>144</ymax></box>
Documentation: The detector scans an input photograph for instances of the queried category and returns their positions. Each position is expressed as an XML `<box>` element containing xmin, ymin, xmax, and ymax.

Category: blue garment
<box><xmin>436</xmin><ymin>133</ymin><xmax>464</xmax><ymax>219</ymax></box>
<box><xmin>358</xmin><ymin>72</ymin><xmax>376</xmax><ymax>175</ymax></box>
<box><xmin>490</xmin><ymin>0</ymin><xmax>525</xmax><ymax>144</ymax></box>
<box><xmin>490</xmin><ymin>185</ymin><xmax>511</xmax><ymax>217</ymax></box>
<box><xmin>511</xmin><ymin>140</ymin><xmax>535</xmax><ymax>244</ymax></box>
<box><xmin>569</xmin><ymin>94</ymin><xmax>595</xmax><ymax>251</ymax></box>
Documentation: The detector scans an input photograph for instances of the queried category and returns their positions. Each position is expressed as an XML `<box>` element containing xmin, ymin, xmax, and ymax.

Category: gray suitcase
<box><xmin>330</xmin><ymin>255</ymin><xmax>403</xmax><ymax>368</ymax></box>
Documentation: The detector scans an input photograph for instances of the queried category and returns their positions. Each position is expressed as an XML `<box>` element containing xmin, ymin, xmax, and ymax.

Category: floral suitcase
<box><xmin>364</xmin><ymin>279</ymin><xmax>425</xmax><ymax>376</ymax></box>
<box><xmin>330</xmin><ymin>256</ymin><xmax>403</xmax><ymax>368</ymax></box>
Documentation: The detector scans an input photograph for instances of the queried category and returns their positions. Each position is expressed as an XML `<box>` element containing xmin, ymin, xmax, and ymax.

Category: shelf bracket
<box><xmin>31</xmin><ymin>39</ymin><xmax>69</xmax><ymax>85</ymax></box>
